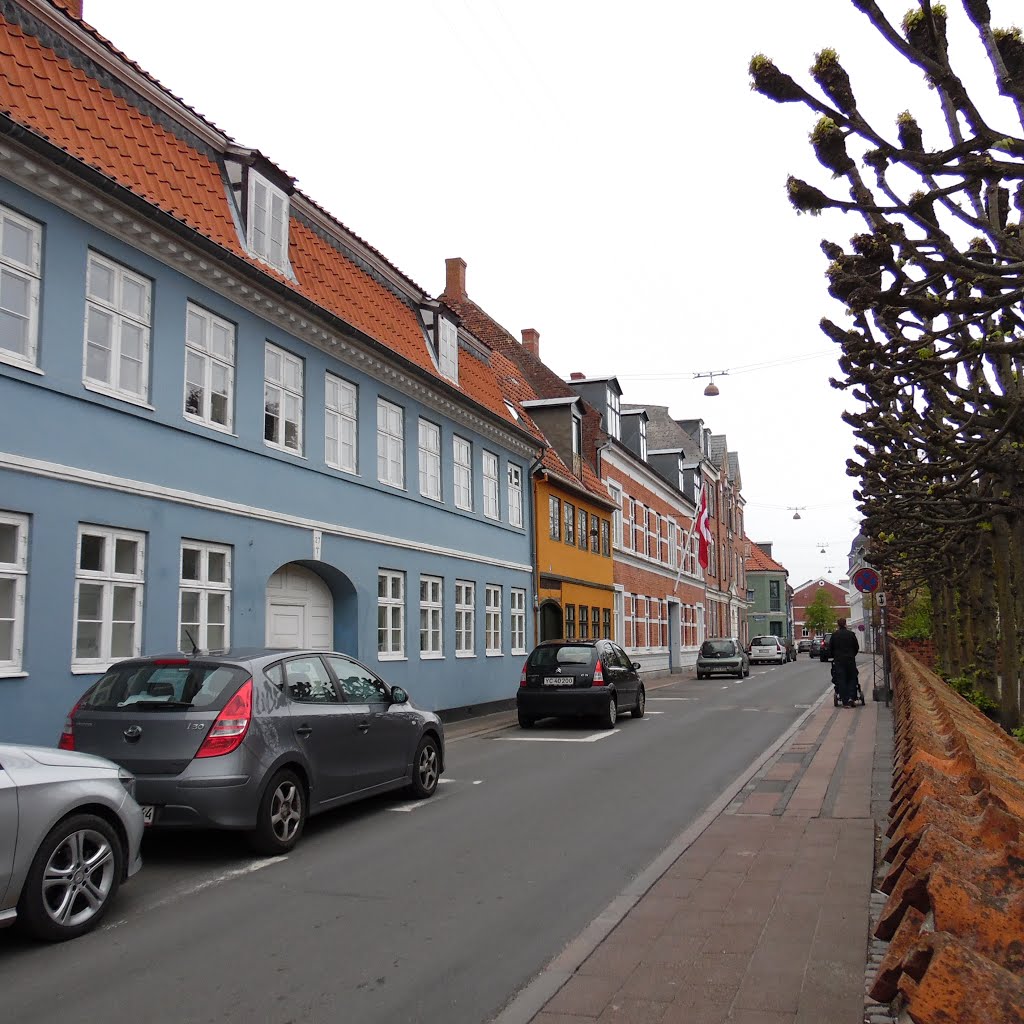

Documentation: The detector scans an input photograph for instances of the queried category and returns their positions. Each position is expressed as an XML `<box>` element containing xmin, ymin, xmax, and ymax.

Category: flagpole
<box><xmin>674</xmin><ymin>480</ymin><xmax>702</xmax><ymax>595</ymax></box>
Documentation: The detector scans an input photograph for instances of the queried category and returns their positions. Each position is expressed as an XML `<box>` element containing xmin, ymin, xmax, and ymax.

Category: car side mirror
<box><xmin>391</xmin><ymin>686</ymin><xmax>408</xmax><ymax>704</ymax></box>
<box><xmin>632</xmin><ymin>662</ymin><xmax>641</xmax><ymax>671</ymax></box>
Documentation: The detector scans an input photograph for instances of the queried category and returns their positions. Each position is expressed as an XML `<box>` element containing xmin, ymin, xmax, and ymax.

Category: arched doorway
<box><xmin>539</xmin><ymin>600</ymin><xmax>563</xmax><ymax>642</ymax></box>
<box><xmin>266</xmin><ymin>563</ymin><xmax>333</xmax><ymax>649</ymax></box>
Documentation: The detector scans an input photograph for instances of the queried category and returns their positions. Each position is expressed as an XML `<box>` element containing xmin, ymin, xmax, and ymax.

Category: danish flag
<box><xmin>696</xmin><ymin>481</ymin><xmax>712</xmax><ymax>571</ymax></box>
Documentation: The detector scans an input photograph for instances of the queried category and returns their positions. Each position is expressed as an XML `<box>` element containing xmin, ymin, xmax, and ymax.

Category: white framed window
<box><xmin>377</xmin><ymin>398</ymin><xmax>405</xmax><ymax>488</ymax></box>
<box><xmin>84</xmin><ymin>251</ymin><xmax>151</xmax><ymax>402</ymax></box>
<box><xmin>608</xmin><ymin>482</ymin><xmax>624</xmax><ymax>548</ymax></box>
<box><xmin>325</xmin><ymin>373</ymin><xmax>357</xmax><ymax>472</ymax></box>
<box><xmin>419</xmin><ymin>575</ymin><xmax>442</xmax><ymax>658</ymax></box>
<box><xmin>455</xmin><ymin>580</ymin><xmax>475</xmax><ymax>656</ymax></box>
<box><xmin>264</xmin><ymin>343</ymin><xmax>304</xmax><ymax>454</ymax></box>
<box><xmin>485</xmin><ymin>584</ymin><xmax>502</xmax><ymax>655</ymax></box>
<box><xmin>438</xmin><ymin>316</ymin><xmax>458</xmax><ymax>383</ymax></box>
<box><xmin>638</xmin><ymin>418</ymin><xmax>648</xmax><ymax>460</ymax></box>
<box><xmin>510</xmin><ymin>588</ymin><xmax>526</xmax><ymax>655</ymax></box>
<box><xmin>179</xmin><ymin>541</ymin><xmax>231</xmax><ymax>652</ymax></box>
<box><xmin>73</xmin><ymin>525</ymin><xmax>145</xmax><ymax>670</ymax></box>
<box><xmin>483</xmin><ymin>451</ymin><xmax>500</xmax><ymax>520</ymax></box>
<box><xmin>0</xmin><ymin>512</ymin><xmax>29</xmax><ymax>674</ymax></box>
<box><xmin>247</xmin><ymin>172</ymin><xmax>289</xmax><ymax>271</ymax></box>
<box><xmin>377</xmin><ymin>570</ymin><xmax>405</xmax><ymax>658</ymax></box>
<box><xmin>507</xmin><ymin>465</ymin><xmax>523</xmax><ymax>527</ymax></box>
<box><xmin>184</xmin><ymin>303</ymin><xmax>235</xmax><ymax>431</ymax></box>
<box><xmin>605</xmin><ymin>386</ymin><xmax>621</xmax><ymax>439</ymax></box>
<box><xmin>668</xmin><ymin>519</ymin><xmax>678</xmax><ymax>569</ymax></box>
<box><xmin>453</xmin><ymin>436</ymin><xmax>472</xmax><ymax>511</ymax></box>
<box><xmin>0</xmin><ymin>204</ymin><xmax>41</xmax><ymax>369</ymax></box>
<box><xmin>418</xmin><ymin>419</ymin><xmax>441</xmax><ymax>500</ymax></box>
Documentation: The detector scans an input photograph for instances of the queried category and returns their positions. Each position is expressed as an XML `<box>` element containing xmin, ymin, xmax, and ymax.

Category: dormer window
<box><xmin>638</xmin><ymin>418</ymin><xmax>647</xmax><ymax>461</ymax></box>
<box><xmin>247</xmin><ymin>172</ymin><xmax>290</xmax><ymax>271</ymax></box>
<box><xmin>438</xmin><ymin>316</ymin><xmax>459</xmax><ymax>384</ymax></box>
<box><xmin>571</xmin><ymin>414</ymin><xmax>583</xmax><ymax>477</ymax></box>
<box><xmin>606</xmin><ymin>386</ymin><xmax>621</xmax><ymax>439</ymax></box>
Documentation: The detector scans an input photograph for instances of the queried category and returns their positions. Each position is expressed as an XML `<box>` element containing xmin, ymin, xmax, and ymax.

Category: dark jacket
<box><xmin>830</xmin><ymin>625</ymin><xmax>860</xmax><ymax>661</ymax></box>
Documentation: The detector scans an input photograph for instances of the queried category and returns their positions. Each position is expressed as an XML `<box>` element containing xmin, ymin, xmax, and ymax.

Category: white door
<box><xmin>266</xmin><ymin>564</ymin><xmax>333</xmax><ymax>650</ymax></box>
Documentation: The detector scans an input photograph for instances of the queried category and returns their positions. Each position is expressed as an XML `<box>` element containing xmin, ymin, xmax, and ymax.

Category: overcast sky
<box><xmin>81</xmin><ymin>0</ymin><xmax>1017</xmax><ymax>588</ymax></box>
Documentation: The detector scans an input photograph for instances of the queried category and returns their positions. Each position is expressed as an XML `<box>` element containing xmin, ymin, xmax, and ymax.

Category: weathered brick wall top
<box><xmin>870</xmin><ymin>648</ymin><xmax>1024</xmax><ymax>1024</ymax></box>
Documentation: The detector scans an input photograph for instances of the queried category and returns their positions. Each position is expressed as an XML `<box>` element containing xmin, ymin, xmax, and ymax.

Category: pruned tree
<box><xmin>805</xmin><ymin>588</ymin><xmax>839</xmax><ymax>636</ymax></box>
<box><xmin>750</xmin><ymin>1</ymin><xmax>1024</xmax><ymax>727</ymax></box>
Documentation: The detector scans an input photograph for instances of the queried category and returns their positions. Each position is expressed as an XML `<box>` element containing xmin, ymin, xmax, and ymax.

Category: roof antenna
<box><xmin>184</xmin><ymin>628</ymin><xmax>200</xmax><ymax>656</ymax></box>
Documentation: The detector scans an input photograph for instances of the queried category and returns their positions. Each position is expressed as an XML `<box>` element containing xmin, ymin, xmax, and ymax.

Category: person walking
<box><xmin>829</xmin><ymin>617</ymin><xmax>860</xmax><ymax>707</ymax></box>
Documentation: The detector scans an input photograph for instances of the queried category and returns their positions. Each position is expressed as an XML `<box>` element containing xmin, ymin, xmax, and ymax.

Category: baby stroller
<box><xmin>831</xmin><ymin>660</ymin><xmax>865</xmax><ymax>706</ymax></box>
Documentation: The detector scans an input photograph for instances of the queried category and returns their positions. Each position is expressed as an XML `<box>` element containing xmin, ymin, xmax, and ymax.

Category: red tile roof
<box><xmin>746</xmin><ymin>543</ymin><xmax>787</xmax><ymax>574</ymax></box>
<box><xmin>0</xmin><ymin>9</ymin><xmax>518</xmax><ymax>429</ymax></box>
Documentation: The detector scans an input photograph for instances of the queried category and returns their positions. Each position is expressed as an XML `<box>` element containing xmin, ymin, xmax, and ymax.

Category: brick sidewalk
<box><xmin>523</xmin><ymin>699</ymin><xmax>880</xmax><ymax>1024</ymax></box>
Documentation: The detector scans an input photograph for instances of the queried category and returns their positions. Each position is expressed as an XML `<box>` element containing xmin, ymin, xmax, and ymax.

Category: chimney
<box><xmin>521</xmin><ymin>328</ymin><xmax>539</xmax><ymax>358</ymax></box>
<box><xmin>444</xmin><ymin>257</ymin><xmax>467</xmax><ymax>301</ymax></box>
<box><xmin>570</xmin><ymin>372</ymin><xmax>585</xmax><ymax>381</ymax></box>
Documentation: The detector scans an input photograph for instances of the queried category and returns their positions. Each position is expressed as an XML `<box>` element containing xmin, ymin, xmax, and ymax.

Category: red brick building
<box><xmin>792</xmin><ymin>578</ymin><xmax>851</xmax><ymax>637</ymax></box>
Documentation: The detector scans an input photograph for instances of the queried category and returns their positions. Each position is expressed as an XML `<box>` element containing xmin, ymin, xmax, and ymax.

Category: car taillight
<box><xmin>519</xmin><ymin>662</ymin><xmax>528</xmax><ymax>687</ymax></box>
<box><xmin>58</xmin><ymin>699</ymin><xmax>82</xmax><ymax>750</ymax></box>
<box><xmin>195</xmin><ymin>679</ymin><xmax>252</xmax><ymax>758</ymax></box>
<box><xmin>593</xmin><ymin>659</ymin><xmax>605</xmax><ymax>685</ymax></box>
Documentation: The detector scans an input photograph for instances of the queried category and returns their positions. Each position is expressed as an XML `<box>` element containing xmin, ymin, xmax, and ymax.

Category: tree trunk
<box><xmin>990</xmin><ymin>515</ymin><xmax>1018</xmax><ymax>726</ymax></box>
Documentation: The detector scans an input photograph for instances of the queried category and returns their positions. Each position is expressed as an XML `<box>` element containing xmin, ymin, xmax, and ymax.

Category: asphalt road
<box><xmin>0</xmin><ymin>656</ymin><xmax>835</xmax><ymax>1024</ymax></box>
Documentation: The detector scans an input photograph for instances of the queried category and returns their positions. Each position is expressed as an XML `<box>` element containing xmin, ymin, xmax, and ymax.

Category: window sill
<box><xmin>0</xmin><ymin>354</ymin><xmax>42</xmax><ymax>375</ymax></box>
<box><xmin>485</xmin><ymin>651</ymin><xmax>503</xmax><ymax>658</ymax></box>
<box><xmin>72</xmin><ymin>664</ymin><xmax>112</xmax><ymax>675</ymax></box>
<box><xmin>377</xmin><ymin>654</ymin><xmax>407</xmax><ymax>662</ymax></box>
<box><xmin>83</xmin><ymin>381</ymin><xmax>155</xmax><ymax>411</ymax></box>
<box><xmin>455</xmin><ymin>652</ymin><xmax>476</xmax><ymax>659</ymax></box>
<box><xmin>419</xmin><ymin>653</ymin><xmax>445</xmax><ymax>660</ymax></box>
<box><xmin>184</xmin><ymin>414</ymin><xmax>238</xmax><ymax>438</ymax></box>
<box><xmin>264</xmin><ymin>441</ymin><xmax>307</xmax><ymax>460</ymax></box>
<box><xmin>0</xmin><ymin>671</ymin><xmax>28</xmax><ymax>680</ymax></box>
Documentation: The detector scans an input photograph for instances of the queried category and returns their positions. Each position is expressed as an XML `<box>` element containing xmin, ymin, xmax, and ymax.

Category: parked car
<box><xmin>1</xmin><ymin>743</ymin><xmax>144</xmax><ymax>941</ymax></box>
<box><xmin>696</xmin><ymin>638</ymin><xmax>750</xmax><ymax>680</ymax></box>
<box><xmin>749</xmin><ymin>635</ymin><xmax>786</xmax><ymax>665</ymax></box>
<box><xmin>819</xmin><ymin>634</ymin><xmax>833</xmax><ymax>661</ymax></box>
<box><xmin>517</xmin><ymin>639</ymin><xmax>644</xmax><ymax>729</ymax></box>
<box><xmin>56</xmin><ymin>648</ymin><xmax>444</xmax><ymax>854</ymax></box>
<box><xmin>797</xmin><ymin>638</ymin><xmax>812</xmax><ymax>654</ymax></box>
<box><xmin>809</xmin><ymin>636</ymin><xmax>825</xmax><ymax>658</ymax></box>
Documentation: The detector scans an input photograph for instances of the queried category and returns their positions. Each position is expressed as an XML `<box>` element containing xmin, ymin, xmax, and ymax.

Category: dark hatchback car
<box><xmin>57</xmin><ymin>648</ymin><xmax>445</xmax><ymax>854</ymax></box>
<box><xmin>517</xmin><ymin>639</ymin><xmax>645</xmax><ymax>729</ymax></box>
<box><xmin>811</xmin><ymin>635</ymin><xmax>832</xmax><ymax>661</ymax></box>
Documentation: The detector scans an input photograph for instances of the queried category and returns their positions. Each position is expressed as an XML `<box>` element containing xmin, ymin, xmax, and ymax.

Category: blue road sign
<box><xmin>853</xmin><ymin>567</ymin><xmax>880</xmax><ymax>594</ymax></box>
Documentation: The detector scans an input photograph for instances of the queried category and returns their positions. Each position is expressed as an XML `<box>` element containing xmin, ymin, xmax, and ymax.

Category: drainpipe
<box><xmin>527</xmin><ymin>450</ymin><xmax>546</xmax><ymax>647</ymax></box>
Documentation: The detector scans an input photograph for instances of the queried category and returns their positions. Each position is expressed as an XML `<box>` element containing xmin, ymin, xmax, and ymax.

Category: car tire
<box><xmin>517</xmin><ymin>710</ymin><xmax>536</xmax><ymax>729</ymax></box>
<box><xmin>250</xmin><ymin>769</ymin><xmax>305</xmax><ymax>856</ymax></box>
<box><xmin>409</xmin><ymin>735</ymin><xmax>441</xmax><ymax>798</ymax></box>
<box><xmin>631</xmin><ymin>684</ymin><xmax>646</xmax><ymax>718</ymax></box>
<box><xmin>17</xmin><ymin>812</ymin><xmax>124</xmax><ymax>942</ymax></box>
<box><xmin>744</xmin><ymin>665</ymin><xmax>750</xmax><ymax>678</ymax></box>
<box><xmin>599</xmin><ymin>693</ymin><xmax>618</xmax><ymax>729</ymax></box>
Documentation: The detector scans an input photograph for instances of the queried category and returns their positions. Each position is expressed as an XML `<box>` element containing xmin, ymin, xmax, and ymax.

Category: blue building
<box><xmin>0</xmin><ymin>1</ymin><xmax>539</xmax><ymax>743</ymax></box>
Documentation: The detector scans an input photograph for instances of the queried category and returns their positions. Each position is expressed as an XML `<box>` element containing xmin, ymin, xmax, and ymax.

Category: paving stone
<box><xmin>545</xmin><ymin>974</ymin><xmax>621</xmax><ymax>1017</ymax></box>
<box><xmin>594</xmin><ymin>997</ymin><xmax>668</xmax><ymax>1023</ymax></box>
<box><xmin>620</xmin><ymin>963</ymin><xmax>688</xmax><ymax>1002</ymax></box>
<box><xmin>578</xmin><ymin>941</ymin><xmax>646</xmax><ymax>979</ymax></box>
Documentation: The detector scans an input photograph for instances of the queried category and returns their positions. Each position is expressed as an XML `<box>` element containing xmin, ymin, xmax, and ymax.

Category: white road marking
<box><xmin>102</xmin><ymin>858</ymin><xmax>284</xmax><ymax>930</ymax></box>
<box><xmin>496</xmin><ymin>731</ymin><xmax>618</xmax><ymax>743</ymax></box>
<box><xmin>648</xmin><ymin>697</ymin><xmax>697</xmax><ymax>701</ymax></box>
<box><xmin>741</xmin><ymin>708</ymin><xmax>761</xmax><ymax>712</ymax></box>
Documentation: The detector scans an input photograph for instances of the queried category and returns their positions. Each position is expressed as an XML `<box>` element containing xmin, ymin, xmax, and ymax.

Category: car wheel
<box><xmin>250</xmin><ymin>769</ymin><xmax>305</xmax><ymax>856</ymax></box>
<box><xmin>409</xmin><ymin>735</ymin><xmax>441</xmax><ymax>798</ymax></box>
<box><xmin>517</xmin><ymin>709</ymin><xmax>536</xmax><ymax>729</ymax></box>
<box><xmin>599</xmin><ymin>693</ymin><xmax>618</xmax><ymax>729</ymax></box>
<box><xmin>744</xmin><ymin>665</ymin><xmax>750</xmax><ymax>678</ymax></box>
<box><xmin>631</xmin><ymin>684</ymin><xmax>646</xmax><ymax>718</ymax></box>
<box><xmin>17</xmin><ymin>813</ymin><xmax>124</xmax><ymax>942</ymax></box>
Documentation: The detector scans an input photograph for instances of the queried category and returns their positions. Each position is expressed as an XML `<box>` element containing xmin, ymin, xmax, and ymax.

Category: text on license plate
<box><xmin>141</xmin><ymin>805</ymin><xmax>155</xmax><ymax>826</ymax></box>
<box><xmin>543</xmin><ymin>677</ymin><xmax>573</xmax><ymax>687</ymax></box>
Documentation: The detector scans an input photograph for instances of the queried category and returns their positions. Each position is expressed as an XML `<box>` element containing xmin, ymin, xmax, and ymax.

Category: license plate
<box><xmin>543</xmin><ymin>676</ymin><xmax>573</xmax><ymax>687</ymax></box>
<box><xmin>141</xmin><ymin>805</ymin><xmax>155</xmax><ymax>826</ymax></box>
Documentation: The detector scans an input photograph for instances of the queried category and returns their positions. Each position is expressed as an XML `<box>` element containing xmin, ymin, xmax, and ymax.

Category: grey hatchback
<box><xmin>57</xmin><ymin>649</ymin><xmax>445</xmax><ymax>854</ymax></box>
<box><xmin>696</xmin><ymin>638</ymin><xmax>750</xmax><ymax>680</ymax></box>
<box><xmin>516</xmin><ymin>638</ymin><xmax>645</xmax><ymax>729</ymax></box>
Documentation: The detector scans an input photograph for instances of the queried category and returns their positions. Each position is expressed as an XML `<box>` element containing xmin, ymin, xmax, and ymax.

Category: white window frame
<box><xmin>482</xmin><ymin>451</ymin><xmax>500</xmax><ymax>520</ymax></box>
<box><xmin>377</xmin><ymin>569</ymin><xmax>405</xmax><ymax>659</ymax></box>
<box><xmin>510</xmin><ymin>588</ymin><xmax>526</xmax><ymax>655</ymax></box>
<box><xmin>0</xmin><ymin>512</ymin><xmax>29</xmax><ymax>674</ymax></box>
<box><xmin>83</xmin><ymin>251</ymin><xmax>152</xmax><ymax>404</ymax></box>
<box><xmin>485</xmin><ymin>584</ymin><xmax>502</xmax><ymax>655</ymax></box>
<box><xmin>455</xmin><ymin>580</ymin><xmax>475</xmax><ymax>657</ymax></box>
<box><xmin>608</xmin><ymin>482</ymin><xmax>624</xmax><ymax>548</ymax></box>
<box><xmin>264</xmin><ymin>342</ymin><xmax>304</xmax><ymax>454</ymax></box>
<box><xmin>324</xmin><ymin>373</ymin><xmax>358</xmax><ymax>473</ymax></box>
<box><xmin>178</xmin><ymin>541</ymin><xmax>231</xmax><ymax>652</ymax></box>
<box><xmin>72</xmin><ymin>525</ymin><xmax>145</xmax><ymax>671</ymax></box>
<box><xmin>247</xmin><ymin>172</ymin><xmax>290</xmax><ymax>271</ymax></box>
<box><xmin>605</xmin><ymin>386</ymin><xmax>621</xmax><ymax>440</ymax></box>
<box><xmin>453</xmin><ymin>435</ymin><xmax>473</xmax><ymax>511</ymax></box>
<box><xmin>507</xmin><ymin>465</ymin><xmax>523</xmax><ymax>528</ymax></box>
<box><xmin>418</xmin><ymin>419</ymin><xmax>441</xmax><ymax>500</ymax></box>
<box><xmin>438</xmin><ymin>316</ymin><xmax>458</xmax><ymax>384</ymax></box>
<box><xmin>184</xmin><ymin>303</ymin><xmax>235</xmax><ymax>432</ymax></box>
<box><xmin>377</xmin><ymin>398</ymin><xmax>405</xmax><ymax>488</ymax></box>
<box><xmin>419</xmin><ymin>575</ymin><xmax>443</xmax><ymax>659</ymax></box>
<box><xmin>0</xmin><ymin>204</ymin><xmax>41</xmax><ymax>370</ymax></box>
<box><xmin>638</xmin><ymin>418</ymin><xmax>648</xmax><ymax>461</ymax></box>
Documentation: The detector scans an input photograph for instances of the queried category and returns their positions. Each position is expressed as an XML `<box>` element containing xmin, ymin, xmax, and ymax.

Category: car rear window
<box><xmin>751</xmin><ymin>637</ymin><xmax>778</xmax><ymax>646</ymax></box>
<box><xmin>527</xmin><ymin>645</ymin><xmax>595</xmax><ymax>669</ymax></box>
<box><xmin>82</xmin><ymin>661</ymin><xmax>250</xmax><ymax>711</ymax></box>
<box><xmin>701</xmin><ymin>640</ymin><xmax>736</xmax><ymax>656</ymax></box>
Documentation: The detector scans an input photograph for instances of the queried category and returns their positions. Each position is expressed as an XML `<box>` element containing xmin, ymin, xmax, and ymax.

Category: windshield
<box><xmin>82</xmin><ymin>661</ymin><xmax>250</xmax><ymax>711</ymax></box>
<box><xmin>701</xmin><ymin>640</ymin><xmax>736</xmax><ymax>656</ymax></box>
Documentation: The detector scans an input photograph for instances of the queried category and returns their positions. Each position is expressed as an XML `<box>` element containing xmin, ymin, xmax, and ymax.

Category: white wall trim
<box><xmin>1</xmin><ymin>451</ymin><xmax>533</xmax><ymax>575</ymax></box>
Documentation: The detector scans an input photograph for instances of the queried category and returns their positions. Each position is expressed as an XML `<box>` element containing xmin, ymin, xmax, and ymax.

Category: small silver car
<box><xmin>58</xmin><ymin>648</ymin><xmax>445</xmax><ymax>854</ymax></box>
<box><xmin>696</xmin><ymin>638</ymin><xmax>750</xmax><ymax>680</ymax></box>
<box><xmin>0</xmin><ymin>743</ymin><xmax>144</xmax><ymax>941</ymax></box>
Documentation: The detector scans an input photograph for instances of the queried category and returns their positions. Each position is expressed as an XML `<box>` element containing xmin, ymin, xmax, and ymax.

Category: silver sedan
<box><xmin>0</xmin><ymin>744</ymin><xmax>144</xmax><ymax>941</ymax></box>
